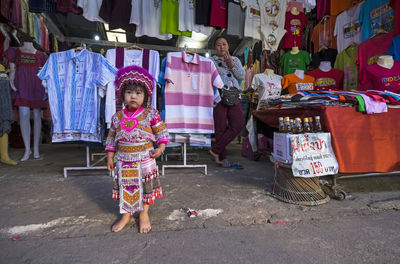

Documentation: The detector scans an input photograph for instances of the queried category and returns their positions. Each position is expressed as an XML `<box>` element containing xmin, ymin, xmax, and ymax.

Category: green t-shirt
<box><xmin>160</xmin><ymin>0</ymin><xmax>192</xmax><ymax>37</ymax></box>
<box><xmin>334</xmin><ymin>45</ymin><xmax>358</xmax><ymax>91</ymax></box>
<box><xmin>280</xmin><ymin>50</ymin><xmax>311</xmax><ymax>76</ymax></box>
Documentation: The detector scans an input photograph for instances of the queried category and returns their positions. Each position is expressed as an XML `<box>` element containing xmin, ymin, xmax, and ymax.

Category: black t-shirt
<box><xmin>311</xmin><ymin>48</ymin><xmax>338</xmax><ymax>69</ymax></box>
<box><xmin>195</xmin><ymin>0</ymin><xmax>212</xmax><ymax>26</ymax></box>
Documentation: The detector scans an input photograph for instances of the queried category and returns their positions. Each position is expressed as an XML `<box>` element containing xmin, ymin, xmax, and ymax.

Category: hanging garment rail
<box><xmin>63</xmin><ymin>146</ymin><xmax>107</xmax><ymax>178</ymax></box>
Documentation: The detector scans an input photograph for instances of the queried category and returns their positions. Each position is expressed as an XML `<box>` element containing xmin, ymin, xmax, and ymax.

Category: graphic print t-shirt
<box><xmin>334</xmin><ymin>2</ymin><xmax>362</xmax><ymax>53</ymax></box>
<box><xmin>359</xmin><ymin>0</ymin><xmax>394</xmax><ymax>42</ymax></box>
<box><xmin>334</xmin><ymin>45</ymin><xmax>359</xmax><ymax>90</ymax></box>
<box><xmin>281</xmin><ymin>11</ymin><xmax>308</xmax><ymax>49</ymax></box>
<box><xmin>243</xmin><ymin>0</ymin><xmax>261</xmax><ymax>39</ymax></box>
<box><xmin>280</xmin><ymin>50</ymin><xmax>311</xmax><ymax>76</ymax></box>
<box><xmin>259</xmin><ymin>0</ymin><xmax>288</xmax><ymax>40</ymax></box>
<box><xmin>361</xmin><ymin>61</ymin><xmax>400</xmax><ymax>92</ymax></box>
<box><xmin>307</xmin><ymin>68</ymin><xmax>344</xmax><ymax>91</ymax></box>
<box><xmin>251</xmin><ymin>73</ymin><xmax>283</xmax><ymax>102</ymax></box>
<box><xmin>282</xmin><ymin>73</ymin><xmax>315</xmax><ymax>94</ymax></box>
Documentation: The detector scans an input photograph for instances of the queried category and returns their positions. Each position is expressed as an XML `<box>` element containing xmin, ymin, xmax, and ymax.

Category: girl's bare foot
<box><xmin>209</xmin><ymin>150</ymin><xmax>222</xmax><ymax>165</ymax></box>
<box><xmin>112</xmin><ymin>213</ymin><xmax>131</xmax><ymax>232</ymax></box>
<box><xmin>139</xmin><ymin>210</ymin><xmax>151</xmax><ymax>233</ymax></box>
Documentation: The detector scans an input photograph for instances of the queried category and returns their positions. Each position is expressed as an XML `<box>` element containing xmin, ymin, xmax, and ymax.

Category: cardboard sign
<box><xmin>290</xmin><ymin>133</ymin><xmax>339</xmax><ymax>177</ymax></box>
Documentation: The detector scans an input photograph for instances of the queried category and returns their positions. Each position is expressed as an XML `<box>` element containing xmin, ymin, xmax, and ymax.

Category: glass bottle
<box><xmin>279</xmin><ymin>117</ymin><xmax>285</xmax><ymax>133</ymax></box>
<box><xmin>303</xmin><ymin>117</ymin><xmax>312</xmax><ymax>132</ymax></box>
<box><xmin>294</xmin><ymin>118</ymin><xmax>303</xmax><ymax>134</ymax></box>
<box><xmin>314</xmin><ymin>116</ymin><xmax>322</xmax><ymax>132</ymax></box>
<box><xmin>284</xmin><ymin>117</ymin><xmax>292</xmax><ymax>134</ymax></box>
<box><xmin>308</xmin><ymin>117</ymin><xmax>314</xmax><ymax>132</ymax></box>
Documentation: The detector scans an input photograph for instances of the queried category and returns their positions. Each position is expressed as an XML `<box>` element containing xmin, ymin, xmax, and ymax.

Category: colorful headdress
<box><xmin>115</xmin><ymin>65</ymin><xmax>154</xmax><ymax>107</ymax></box>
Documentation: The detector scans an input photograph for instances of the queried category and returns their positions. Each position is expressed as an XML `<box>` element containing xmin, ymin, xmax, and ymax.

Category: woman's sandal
<box><xmin>231</xmin><ymin>162</ymin><xmax>244</xmax><ymax>169</ymax></box>
<box><xmin>220</xmin><ymin>159</ymin><xmax>232</xmax><ymax>168</ymax></box>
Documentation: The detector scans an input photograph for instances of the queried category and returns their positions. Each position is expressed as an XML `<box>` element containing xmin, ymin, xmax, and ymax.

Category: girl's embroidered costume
<box><xmin>106</xmin><ymin>65</ymin><xmax>169</xmax><ymax>215</ymax></box>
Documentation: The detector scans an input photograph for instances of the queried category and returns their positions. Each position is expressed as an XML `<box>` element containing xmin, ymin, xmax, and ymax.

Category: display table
<box><xmin>253</xmin><ymin>106</ymin><xmax>400</xmax><ymax>173</ymax></box>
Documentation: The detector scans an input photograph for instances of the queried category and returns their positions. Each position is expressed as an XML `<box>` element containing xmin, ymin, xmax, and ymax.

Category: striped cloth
<box><xmin>164</xmin><ymin>51</ymin><xmax>224</xmax><ymax>133</ymax></box>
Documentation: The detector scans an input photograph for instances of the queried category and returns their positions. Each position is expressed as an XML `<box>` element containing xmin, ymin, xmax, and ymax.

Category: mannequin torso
<box><xmin>294</xmin><ymin>69</ymin><xmax>305</xmax><ymax>79</ymax></box>
<box><xmin>290</xmin><ymin>46</ymin><xmax>300</xmax><ymax>55</ymax></box>
<box><xmin>290</xmin><ymin>7</ymin><xmax>300</xmax><ymax>15</ymax></box>
<box><xmin>377</xmin><ymin>55</ymin><xmax>394</xmax><ymax>69</ymax></box>
<box><xmin>19</xmin><ymin>42</ymin><xmax>37</xmax><ymax>54</ymax></box>
<box><xmin>264</xmin><ymin>68</ymin><xmax>274</xmax><ymax>76</ymax></box>
<box><xmin>319</xmin><ymin>61</ymin><xmax>332</xmax><ymax>72</ymax></box>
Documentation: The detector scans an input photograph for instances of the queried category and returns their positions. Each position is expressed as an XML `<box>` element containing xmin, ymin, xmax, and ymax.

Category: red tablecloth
<box><xmin>253</xmin><ymin>106</ymin><xmax>400</xmax><ymax>173</ymax></box>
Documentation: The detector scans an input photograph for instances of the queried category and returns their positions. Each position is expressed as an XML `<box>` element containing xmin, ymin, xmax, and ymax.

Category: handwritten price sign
<box><xmin>289</xmin><ymin>133</ymin><xmax>339</xmax><ymax>177</ymax></box>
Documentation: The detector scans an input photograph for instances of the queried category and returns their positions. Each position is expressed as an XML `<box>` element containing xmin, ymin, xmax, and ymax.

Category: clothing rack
<box><xmin>63</xmin><ymin>146</ymin><xmax>107</xmax><ymax>178</ymax></box>
<box><xmin>161</xmin><ymin>143</ymin><xmax>207</xmax><ymax>176</ymax></box>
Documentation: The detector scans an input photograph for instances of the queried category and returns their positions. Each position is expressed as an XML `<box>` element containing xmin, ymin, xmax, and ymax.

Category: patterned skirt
<box><xmin>113</xmin><ymin>157</ymin><xmax>163</xmax><ymax>215</ymax></box>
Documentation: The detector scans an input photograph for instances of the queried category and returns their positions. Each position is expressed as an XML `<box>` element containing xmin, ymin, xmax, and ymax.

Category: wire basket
<box><xmin>269</xmin><ymin>163</ymin><xmax>330</xmax><ymax>206</ymax></box>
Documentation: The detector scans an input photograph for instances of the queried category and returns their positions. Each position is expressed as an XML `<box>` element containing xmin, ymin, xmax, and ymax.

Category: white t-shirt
<box><xmin>334</xmin><ymin>2</ymin><xmax>362</xmax><ymax>53</ymax></box>
<box><xmin>130</xmin><ymin>0</ymin><xmax>172</xmax><ymax>40</ymax></box>
<box><xmin>251</xmin><ymin>73</ymin><xmax>282</xmax><ymax>106</ymax></box>
<box><xmin>243</xmin><ymin>0</ymin><xmax>261</xmax><ymax>40</ymax></box>
<box><xmin>261</xmin><ymin>25</ymin><xmax>286</xmax><ymax>51</ymax></box>
<box><xmin>259</xmin><ymin>0</ymin><xmax>288</xmax><ymax>37</ymax></box>
<box><xmin>77</xmin><ymin>0</ymin><xmax>106</xmax><ymax>23</ymax></box>
<box><xmin>178</xmin><ymin>0</ymin><xmax>211</xmax><ymax>35</ymax></box>
<box><xmin>104</xmin><ymin>48</ymin><xmax>160</xmax><ymax>127</ymax></box>
<box><xmin>297</xmin><ymin>0</ymin><xmax>316</xmax><ymax>13</ymax></box>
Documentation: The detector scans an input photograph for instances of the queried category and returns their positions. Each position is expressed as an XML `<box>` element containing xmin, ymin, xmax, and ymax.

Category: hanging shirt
<box><xmin>37</xmin><ymin>49</ymin><xmax>117</xmax><ymax>143</ymax></box>
<box><xmin>387</xmin><ymin>34</ymin><xmax>400</xmax><ymax>61</ymax></box>
<box><xmin>330</xmin><ymin>0</ymin><xmax>362</xmax><ymax>16</ymax></box>
<box><xmin>361</xmin><ymin>61</ymin><xmax>400</xmax><ymax>93</ymax></box>
<box><xmin>227</xmin><ymin>0</ymin><xmax>245</xmax><ymax>38</ymax></box>
<box><xmin>259</xmin><ymin>0</ymin><xmax>288</xmax><ymax>41</ymax></box>
<box><xmin>99</xmin><ymin>0</ymin><xmax>135</xmax><ymax>32</ymax></box>
<box><xmin>317</xmin><ymin>0</ymin><xmax>330</xmax><ymax>20</ymax></box>
<box><xmin>160</xmin><ymin>0</ymin><xmax>192</xmax><ymax>37</ymax></box>
<box><xmin>297</xmin><ymin>0</ymin><xmax>316</xmax><ymax>13</ymax></box>
<box><xmin>104</xmin><ymin>48</ymin><xmax>160</xmax><ymax>128</ymax></box>
<box><xmin>28</xmin><ymin>0</ymin><xmax>56</xmax><ymax>13</ymax></box>
<box><xmin>334</xmin><ymin>2</ymin><xmax>362</xmax><ymax>53</ymax></box>
<box><xmin>251</xmin><ymin>73</ymin><xmax>282</xmax><ymax>104</ymax></box>
<box><xmin>356</xmin><ymin>32</ymin><xmax>395</xmax><ymax>88</ymax></box>
<box><xmin>311</xmin><ymin>15</ymin><xmax>337</xmax><ymax>53</ymax></box>
<box><xmin>210</xmin><ymin>0</ymin><xmax>228</xmax><ymax>28</ymax></box>
<box><xmin>307</xmin><ymin>68</ymin><xmax>344</xmax><ymax>91</ymax></box>
<box><xmin>281</xmin><ymin>73</ymin><xmax>315</xmax><ymax>94</ymax></box>
<box><xmin>77</xmin><ymin>0</ymin><xmax>106</xmax><ymax>23</ymax></box>
<box><xmin>164</xmin><ymin>52</ymin><xmax>224</xmax><ymax>134</ymax></box>
<box><xmin>53</xmin><ymin>0</ymin><xmax>83</xmax><ymax>14</ymax></box>
<box><xmin>178</xmin><ymin>0</ymin><xmax>211</xmax><ymax>35</ymax></box>
<box><xmin>390</xmin><ymin>0</ymin><xmax>400</xmax><ymax>35</ymax></box>
<box><xmin>261</xmin><ymin>24</ymin><xmax>286</xmax><ymax>52</ymax></box>
<box><xmin>195</xmin><ymin>0</ymin><xmax>212</xmax><ymax>26</ymax></box>
<box><xmin>311</xmin><ymin>48</ymin><xmax>338</xmax><ymax>69</ymax></box>
<box><xmin>243</xmin><ymin>0</ymin><xmax>261</xmax><ymax>40</ymax></box>
<box><xmin>334</xmin><ymin>45</ymin><xmax>359</xmax><ymax>90</ymax></box>
<box><xmin>130</xmin><ymin>0</ymin><xmax>172</xmax><ymax>40</ymax></box>
<box><xmin>359</xmin><ymin>0</ymin><xmax>394</xmax><ymax>42</ymax></box>
<box><xmin>280</xmin><ymin>50</ymin><xmax>311</xmax><ymax>76</ymax></box>
<box><xmin>281</xmin><ymin>11</ymin><xmax>308</xmax><ymax>49</ymax></box>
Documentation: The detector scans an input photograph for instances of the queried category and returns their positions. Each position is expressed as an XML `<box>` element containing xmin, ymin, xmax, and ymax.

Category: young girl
<box><xmin>106</xmin><ymin>65</ymin><xmax>169</xmax><ymax>233</ymax></box>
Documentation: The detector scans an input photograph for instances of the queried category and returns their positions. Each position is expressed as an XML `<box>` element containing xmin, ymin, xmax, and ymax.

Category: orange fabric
<box><xmin>253</xmin><ymin>106</ymin><xmax>400</xmax><ymax>173</ymax></box>
<box><xmin>311</xmin><ymin>16</ymin><xmax>337</xmax><ymax>53</ymax></box>
<box><xmin>330</xmin><ymin>0</ymin><xmax>363</xmax><ymax>16</ymax></box>
<box><xmin>281</xmin><ymin>73</ymin><xmax>315</xmax><ymax>94</ymax></box>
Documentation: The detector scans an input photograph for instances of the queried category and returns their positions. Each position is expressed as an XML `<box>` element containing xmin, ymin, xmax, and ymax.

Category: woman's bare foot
<box><xmin>139</xmin><ymin>206</ymin><xmax>151</xmax><ymax>233</ymax></box>
<box><xmin>112</xmin><ymin>213</ymin><xmax>131</xmax><ymax>232</ymax></box>
<box><xmin>209</xmin><ymin>150</ymin><xmax>222</xmax><ymax>165</ymax></box>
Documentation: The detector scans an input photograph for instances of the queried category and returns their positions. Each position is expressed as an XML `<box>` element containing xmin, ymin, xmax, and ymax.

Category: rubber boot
<box><xmin>0</xmin><ymin>133</ymin><xmax>18</xmax><ymax>165</ymax></box>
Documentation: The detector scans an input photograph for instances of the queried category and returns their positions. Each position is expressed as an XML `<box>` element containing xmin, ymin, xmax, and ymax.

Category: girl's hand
<box><xmin>150</xmin><ymin>148</ymin><xmax>163</xmax><ymax>159</ymax></box>
<box><xmin>107</xmin><ymin>157</ymin><xmax>114</xmax><ymax>171</ymax></box>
